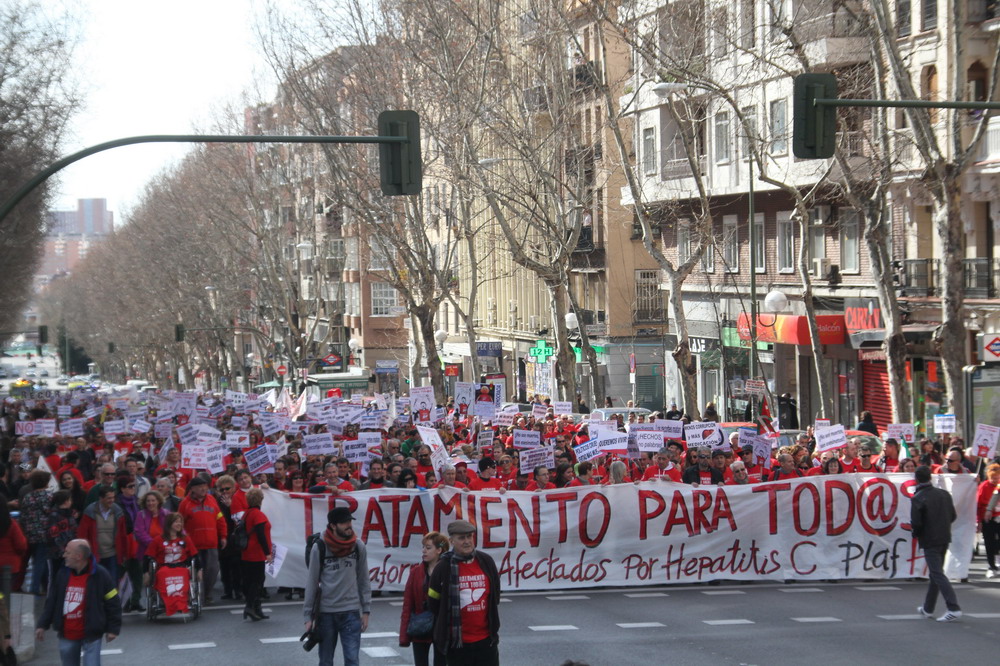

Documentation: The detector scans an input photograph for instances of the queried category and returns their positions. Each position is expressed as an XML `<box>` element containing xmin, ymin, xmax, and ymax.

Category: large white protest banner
<box><xmin>814</xmin><ymin>424</ymin><xmax>848</xmax><ymax>452</ymax></box>
<box><xmin>261</xmin><ymin>475</ymin><xmax>977</xmax><ymax>592</ymax></box>
<box><xmin>684</xmin><ymin>422</ymin><xmax>722</xmax><ymax>448</ymax></box>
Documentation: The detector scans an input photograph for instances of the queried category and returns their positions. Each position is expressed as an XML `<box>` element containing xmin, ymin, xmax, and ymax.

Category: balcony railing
<box><xmin>570</xmin><ymin>241</ymin><xmax>605</xmax><ymax>270</ymax></box>
<box><xmin>901</xmin><ymin>258</ymin><xmax>938</xmax><ymax>296</ymax></box>
<box><xmin>900</xmin><ymin>257</ymin><xmax>1000</xmax><ymax>298</ymax></box>
<box><xmin>964</xmin><ymin>257</ymin><xmax>993</xmax><ymax>298</ymax></box>
<box><xmin>976</xmin><ymin>116</ymin><xmax>1000</xmax><ymax>161</ymax></box>
<box><xmin>633</xmin><ymin>305</ymin><xmax>667</xmax><ymax>323</ymax></box>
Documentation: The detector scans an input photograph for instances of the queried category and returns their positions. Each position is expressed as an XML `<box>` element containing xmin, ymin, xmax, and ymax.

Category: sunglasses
<box><xmin>125</xmin><ymin>484</ymin><xmax>136</xmax><ymax>489</ymax></box>
<box><xmin>697</xmin><ymin>455</ymin><xmax>709</xmax><ymax>459</ymax></box>
<box><xmin>218</xmin><ymin>487</ymin><xmax>233</xmax><ymax>492</ymax></box>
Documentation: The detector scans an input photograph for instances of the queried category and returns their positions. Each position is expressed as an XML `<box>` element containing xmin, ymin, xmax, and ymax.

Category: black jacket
<box><xmin>38</xmin><ymin>556</ymin><xmax>122</xmax><ymax>640</ymax></box>
<box><xmin>911</xmin><ymin>482</ymin><xmax>956</xmax><ymax>548</ymax></box>
<box><xmin>681</xmin><ymin>465</ymin><xmax>725</xmax><ymax>485</ymax></box>
<box><xmin>427</xmin><ymin>550</ymin><xmax>501</xmax><ymax>653</ymax></box>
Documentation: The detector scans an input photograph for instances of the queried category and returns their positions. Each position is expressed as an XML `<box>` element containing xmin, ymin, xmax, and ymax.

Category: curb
<box><xmin>9</xmin><ymin>593</ymin><xmax>35</xmax><ymax>662</ymax></box>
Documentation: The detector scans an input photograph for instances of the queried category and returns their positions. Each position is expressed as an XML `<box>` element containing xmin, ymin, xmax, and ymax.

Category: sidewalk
<box><xmin>8</xmin><ymin>593</ymin><xmax>35</xmax><ymax>663</ymax></box>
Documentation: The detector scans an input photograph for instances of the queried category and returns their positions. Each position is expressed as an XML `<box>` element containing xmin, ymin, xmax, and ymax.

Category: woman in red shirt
<box><xmin>399</xmin><ymin>531</ymin><xmax>448</xmax><ymax>666</ymax></box>
<box><xmin>0</xmin><ymin>496</ymin><xmax>27</xmax><ymax>584</ymax></box>
<box><xmin>146</xmin><ymin>513</ymin><xmax>199</xmax><ymax>615</ymax></box>
<box><xmin>241</xmin><ymin>488</ymin><xmax>273</xmax><ymax>621</ymax></box>
<box><xmin>977</xmin><ymin>464</ymin><xmax>1000</xmax><ymax>577</ymax></box>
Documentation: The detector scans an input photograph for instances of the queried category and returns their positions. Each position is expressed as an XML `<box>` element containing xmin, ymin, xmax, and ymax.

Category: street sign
<box><xmin>276</xmin><ymin>365</ymin><xmax>287</xmax><ymax>376</ymax></box>
<box><xmin>983</xmin><ymin>336</ymin><xmax>1000</xmax><ymax>362</ymax></box>
<box><xmin>745</xmin><ymin>379</ymin><xmax>766</xmax><ymax>395</ymax></box>
<box><xmin>322</xmin><ymin>353</ymin><xmax>341</xmax><ymax>366</ymax></box>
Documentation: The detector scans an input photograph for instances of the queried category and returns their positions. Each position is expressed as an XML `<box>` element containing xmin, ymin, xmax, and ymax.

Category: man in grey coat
<box><xmin>911</xmin><ymin>465</ymin><xmax>962</xmax><ymax>622</ymax></box>
<box><xmin>303</xmin><ymin>506</ymin><xmax>371</xmax><ymax>666</ymax></box>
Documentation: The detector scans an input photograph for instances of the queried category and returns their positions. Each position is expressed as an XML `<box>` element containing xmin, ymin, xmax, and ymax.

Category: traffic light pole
<box><xmin>0</xmin><ymin>112</ymin><xmax>421</xmax><ymax>227</ymax></box>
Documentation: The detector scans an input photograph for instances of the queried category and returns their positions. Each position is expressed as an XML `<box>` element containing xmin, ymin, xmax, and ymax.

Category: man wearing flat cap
<box><xmin>427</xmin><ymin>520</ymin><xmax>501</xmax><ymax>665</ymax></box>
<box><xmin>303</xmin><ymin>506</ymin><xmax>371</xmax><ymax>666</ymax></box>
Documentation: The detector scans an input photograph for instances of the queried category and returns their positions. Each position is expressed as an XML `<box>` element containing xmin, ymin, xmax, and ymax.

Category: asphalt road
<box><xmin>0</xmin><ymin>350</ymin><xmax>61</xmax><ymax>393</ymax></box>
<box><xmin>30</xmin><ymin>561</ymin><xmax>1000</xmax><ymax>665</ymax></box>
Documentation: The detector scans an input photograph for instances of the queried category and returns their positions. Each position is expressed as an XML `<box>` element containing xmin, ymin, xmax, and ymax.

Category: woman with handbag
<box><xmin>399</xmin><ymin>531</ymin><xmax>448</xmax><ymax>666</ymax></box>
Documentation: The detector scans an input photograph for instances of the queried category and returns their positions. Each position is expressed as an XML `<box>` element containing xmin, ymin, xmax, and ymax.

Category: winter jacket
<box><xmin>45</xmin><ymin>508</ymin><xmax>78</xmax><ymax>559</ymax></box>
<box><xmin>0</xmin><ymin>521</ymin><xmax>28</xmax><ymax>574</ymax></box>
<box><xmin>77</xmin><ymin>502</ymin><xmax>135</xmax><ymax>564</ymax></box>
<box><xmin>38</xmin><ymin>556</ymin><xmax>122</xmax><ymax>640</ymax></box>
<box><xmin>302</xmin><ymin>540</ymin><xmax>371</xmax><ymax>620</ymax></box>
<box><xmin>19</xmin><ymin>489</ymin><xmax>52</xmax><ymax>545</ymax></box>
<box><xmin>399</xmin><ymin>561</ymin><xmax>432</xmax><ymax>647</ymax></box>
<box><xmin>134</xmin><ymin>508</ymin><xmax>169</xmax><ymax>560</ymax></box>
<box><xmin>911</xmin><ymin>482</ymin><xmax>956</xmax><ymax>549</ymax></box>
<box><xmin>178</xmin><ymin>494</ymin><xmax>226</xmax><ymax>550</ymax></box>
<box><xmin>427</xmin><ymin>551</ymin><xmax>501</xmax><ymax>654</ymax></box>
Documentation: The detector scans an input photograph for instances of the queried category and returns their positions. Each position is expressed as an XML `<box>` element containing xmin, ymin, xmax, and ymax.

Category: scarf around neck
<box><xmin>446</xmin><ymin>549</ymin><xmax>476</xmax><ymax>649</ymax></box>
<box><xmin>323</xmin><ymin>526</ymin><xmax>356</xmax><ymax>558</ymax></box>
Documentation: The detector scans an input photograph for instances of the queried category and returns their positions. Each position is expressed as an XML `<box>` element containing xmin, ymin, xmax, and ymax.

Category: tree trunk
<box><xmin>797</xmin><ymin>212</ymin><xmax>832</xmax><ymax>420</ymax></box>
<box><xmin>547</xmin><ymin>279</ymin><xmax>578</xmax><ymax>401</ymax></box>
<box><xmin>566</xmin><ymin>287</ymin><xmax>605</xmax><ymax>408</ymax></box>
<box><xmin>863</xmin><ymin>205</ymin><xmax>911</xmax><ymax>423</ymax></box>
<box><xmin>935</xmin><ymin>183</ymin><xmax>967</xmax><ymax>430</ymax></box>
<box><xmin>667</xmin><ymin>271</ymin><xmax>700</xmax><ymax>421</ymax></box>
<box><xmin>416</xmin><ymin>306</ymin><xmax>446</xmax><ymax>403</ymax></box>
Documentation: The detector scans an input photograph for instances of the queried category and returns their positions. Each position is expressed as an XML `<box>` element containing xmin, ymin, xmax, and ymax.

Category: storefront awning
<box><xmin>736</xmin><ymin>313</ymin><xmax>846</xmax><ymax>345</ymax></box>
<box><xmin>845</xmin><ymin>323</ymin><xmax>939</xmax><ymax>350</ymax></box>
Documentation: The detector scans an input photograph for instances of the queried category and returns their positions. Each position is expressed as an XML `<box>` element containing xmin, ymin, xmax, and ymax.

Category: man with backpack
<box><xmin>302</xmin><ymin>506</ymin><xmax>371</xmax><ymax>666</ymax></box>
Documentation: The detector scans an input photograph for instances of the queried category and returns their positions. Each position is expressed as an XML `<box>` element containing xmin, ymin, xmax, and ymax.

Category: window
<box><xmin>715</xmin><ymin>111</ymin><xmax>731</xmax><ymax>162</ymax></box>
<box><xmin>723</xmin><ymin>215</ymin><xmax>739</xmax><ymax>272</ymax></box>
<box><xmin>642</xmin><ymin>127</ymin><xmax>657</xmax><ymax>175</ymax></box>
<box><xmin>769</xmin><ymin>100</ymin><xmax>787</xmax><ymax>155</ymax></box>
<box><xmin>677</xmin><ymin>221</ymin><xmax>691</xmax><ymax>263</ymax></box>
<box><xmin>344</xmin><ymin>237</ymin><xmax>359</xmax><ymax>271</ymax></box>
<box><xmin>369</xmin><ymin>241</ymin><xmax>393</xmax><ymax>270</ymax></box>
<box><xmin>897</xmin><ymin>0</ymin><xmax>911</xmax><ymax>36</ymax></box>
<box><xmin>701</xmin><ymin>240</ymin><xmax>715</xmax><ymax>272</ymax></box>
<box><xmin>808</xmin><ymin>207</ymin><xmax>827</xmax><ymax>271</ymax></box>
<box><xmin>740</xmin><ymin>0</ymin><xmax>756</xmax><ymax>48</ymax></box>
<box><xmin>635</xmin><ymin>270</ymin><xmax>665</xmax><ymax>321</ymax></box>
<box><xmin>371</xmin><ymin>282</ymin><xmax>398</xmax><ymax>316</ymax></box>
<box><xmin>741</xmin><ymin>106</ymin><xmax>757</xmax><ymax>161</ymax></box>
<box><xmin>777</xmin><ymin>211</ymin><xmax>795</xmax><ymax>272</ymax></box>
<box><xmin>753</xmin><ymin>213</ymin><xmax>765</xmax><ymax>273</ymax></box>
<box><xmin>921</xmin><ymin>0</ymin><xmax>936</xmax><ymax>31</ymax></box>
<box><xmin>345</xmin><ymin>282</ymin><xmax>361</xmax><ymax>316</ymax></box>
<box><xmin>712</xmin><ymin>8</ymin><xmax>729</xmax><ymax>58</ymax></box>
<box><xmin>770</xmin><ymin>0</ymin><xmax>788</xmax><ymax>39</ymax></box>
<box><xmin>839</xmin><ymin>210</ymin><xmax>860</xmax><ymax>273</ymax></box>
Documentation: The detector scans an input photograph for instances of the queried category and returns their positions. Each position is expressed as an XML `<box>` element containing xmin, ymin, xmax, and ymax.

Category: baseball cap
<box><xmin>328</xmin><ymin>506</ymin><xmax>354</xmax><ymax>525</ymax></box>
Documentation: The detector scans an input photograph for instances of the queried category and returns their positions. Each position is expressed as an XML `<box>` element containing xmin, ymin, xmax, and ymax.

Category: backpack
<box><xmin>232</xmin><ymin>518</ymin><xmax>249</xmax><ymax>550</ymax></box>
<box><xmin>305</xmin><ymin>533</ymin><xmax>327</xmax><ymax>571</ymax></box>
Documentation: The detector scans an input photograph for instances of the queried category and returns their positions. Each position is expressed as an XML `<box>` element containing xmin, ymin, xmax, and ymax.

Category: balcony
<box><xmin>570</xmin><ymin>240</ymin><xmax>605</xmax><ymax>271</ymax></box>
<box><xmin>633</xmin><ymin>305</ymin><xmax>667</xmax><ymax>323</ymax></box>
<box><xmin>901</xmin><ymin>258</ymin><xmax>938</xmax><ymax>296</ymax></box>
<box><xmin>570</xmin><ymin>60</ymin><xmax>600</xmax><ymax>93</ymax></box>
<box><xmin>975</xmin><ymin>116</ymin><xmax>1000</xmax><ymax>162</ymax></box>
<box><xmin>969</xmin><ymin>0</ymin><xmax>1000</xmax><ymax>26</ymax></box>
<box><xmin>964</xmin><ymin>258</ymin><xmax>993</xmax><ymax>298</ymax></box>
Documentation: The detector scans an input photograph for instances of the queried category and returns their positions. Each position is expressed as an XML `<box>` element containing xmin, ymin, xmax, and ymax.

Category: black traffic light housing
<box><xmin>175</xmin><ymin>324</ymin><xmax>185</xmax><ymax>342</ymax></box>
<box><xmin>38</xmin><ymin>325</ymin><xmax>48</xmax><ymax>344</ymax></box>
<box><xmin>793</xmin><ymin>73</ymin><xmax>838</xmax><ymax>159</ymax></box>
<box><xmin>108</xmin><ymin>342</ymin><xmax>115</xmax><ymax>354</ymax></box>
<box><xmin>378</xmin><ymin>110</ymin><xmax>422</xmax><ymax>196</ymax></box>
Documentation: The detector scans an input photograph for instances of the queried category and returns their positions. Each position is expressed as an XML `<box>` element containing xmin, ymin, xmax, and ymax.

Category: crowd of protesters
<box><xmin>0</xmin><ymin>384</ymin><xmax>997</xmax><ymax>661</ymax></box>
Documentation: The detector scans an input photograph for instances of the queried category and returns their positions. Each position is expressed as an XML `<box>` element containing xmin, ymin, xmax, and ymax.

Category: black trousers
<box><xmin>220</xmin><ymin>552</ymin><xmax>243</xmax><ymax>596</ymax></box>
<box><xmin>445</xmin><ymin>638</ymin><xmax>499</xmax><ymax>666</ymax></box>
<box><xmin>983</xmin><ymin>520</ymin><xmax>1000</xmax><ymax>569</ymax></box>
<box><xmin>412</xmin><ymin>641</ymin><xmax>445</xmax><ymax>666</ymax></box>
<box><xmin>241</xmin><ymin>560</ymin><xmax>265</xmax><ymax>608</ymax></box>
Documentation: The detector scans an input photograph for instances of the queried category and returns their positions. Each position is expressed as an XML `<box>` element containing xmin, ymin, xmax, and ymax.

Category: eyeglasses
<box><xmin>697</xmin><ymin>455</ymin><xmax>709</xmax><ymax>459</ymax></box>
<box><xmin>218</xmin><ymin>487</ymin><xmax>233</xmax><ymax>492</ymax></box>
<box><xmin>860</xmin><ymin>454</ymin><xmax>872</xmax><ymax>458</ymax></box>
<box><xmin>125</xmin><ymin>484</ymin><xmax>136</xmax><ymax>489</ymax></box>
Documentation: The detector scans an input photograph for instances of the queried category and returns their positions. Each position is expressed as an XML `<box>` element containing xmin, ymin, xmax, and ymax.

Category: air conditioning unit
<box><xmin>529</xmin><ymin>315</ymin><xmax>539</xmax><ymax>330</ymax></box>
<box><xmin>813</xmin><ymin>257</ymin><xmax>831</xmax><ymax>277</ymax></box>
<box><xmin>508</xmin><ymin>300</ymin><xmax>518</xmax><ymax>313</ymax></box>
<box><xmin>487</xmin><ymin>312</ymin><xmax>496</xmax><ymax>326</ymax></box>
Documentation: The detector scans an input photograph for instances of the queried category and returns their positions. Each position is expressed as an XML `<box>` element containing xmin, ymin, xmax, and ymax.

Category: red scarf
<box><xmin>323</xmin><ymin>526</ymin><xmax>356</xmax><ymax>558</ymax></box>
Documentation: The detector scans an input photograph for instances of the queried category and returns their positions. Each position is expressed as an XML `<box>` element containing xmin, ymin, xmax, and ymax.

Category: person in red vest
<box><xmin>178</xmin><ymin>477</ymin><xmax>227</xmax><ymax>605</ymax></box>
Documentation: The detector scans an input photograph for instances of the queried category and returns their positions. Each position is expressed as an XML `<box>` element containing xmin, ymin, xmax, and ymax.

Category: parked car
<box><xmin>39</xmin><ymin>369</ymin><xmax>49</xmax><ymax>377</ymax></box>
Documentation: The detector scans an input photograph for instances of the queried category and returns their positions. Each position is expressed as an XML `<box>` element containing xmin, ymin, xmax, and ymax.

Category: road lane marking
<box><xmin>364</xmin><ymin>632</ymin><xmax>399</xmax><ymax>639</ymax></box>
<box><xmin>854</xmin><ymin>586</ymin><xmax>900</xmax><ymax>591</ymax></box>
<box><xmin>230</xmin><ymin>607</ymin><xmax>273</xmax><ymax>614</ymax></box>
<box><xmin>625</xmin><ymin>592</ymin><xmax>668</xmax><ymax>598</ymax></box>
<box><xmin>778</xmin><ymin>588</ymin><xmax>825</xmax><ymax>593</ymax></box>
<box><xmin>168</xmin><ymin>642</ymin><xmax>217</xmax><ymax>650</ymax></box>
<box><xmin>389</xmin><ymin>601</ymin><xmax>403</xmax><ymax>606</ymax></box>
<box><xmin>529</xmin><ymin>625</ymin><xmax>579</xmax><ymax>631</ymax></box>
<box><xmin>361</xmin><ymin>646</ymin><xmax>400</xmax><ymax>657</ymax></box>
<box><xmin>791</xmin><ymin>617</ymin><xmax>841</xmax><ymax>623</ymax></box>
<box><xmin>701</xmin><ymin>590</ymin><xmax>745</xmax><ymax>595</ymax></box>
<box><xmin>260</xmin><ymin>637</ymin><xmax>300</xmax><ymax>644</ymax></box>
<box><xmin>878</xmin><ymin>614</ymin><xmax>924</xmax><ymax>620</ymax></box>
<box><xmin>545</xmin><ymin>595</ymin><xmax>590</xmax><ymax>600</ymax></box>
<box><xmin>499</xmin><ymin>598</ymin><xmax>513</xmax><ymax>603</ymax></box>
<box><xmin>101</xmin><ymin>649</ymin><xmax>123</xmax><ymax>655</ymax></box>
<box><xmin>617</xmin><ymin>622</ymin><xmax>666</xmax><ymax>629</ymax></box>
<box><xmin>967</xmin><ymin>613</ymin><xmax>1000</xmax><ymax>618</ymax></box>
<box><xmin>703</xmin><ymin>619</ymin><xmax>754</xmax><ymax>626</ymax></box>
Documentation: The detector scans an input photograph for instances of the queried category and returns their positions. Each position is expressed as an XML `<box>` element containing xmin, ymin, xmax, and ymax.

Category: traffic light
<box><xmin>175</xmin><ymin>324</ymin><xmax>185</xmax><ymax>342</ymax></box>
<box><xmin>108</xmin><ymin>342</ymin><xmax>116</xmax><ymax>354</ymax></box>
<box><xmin>793</xmin><ymin>73</ymin><xmax>838</xmax><ymax>159</ymax></box>
<box><xmin>38</xmin><ymin>325</ymin><xmax>48</xmax><ymax>344</ymax></box>
<box><xmin>378</xmin><ymin>110</ymin><xmax>422</xmax><ymax>196</ymax></box>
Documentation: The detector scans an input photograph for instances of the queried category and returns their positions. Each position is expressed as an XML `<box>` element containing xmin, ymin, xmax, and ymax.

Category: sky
<box><xmin>53</xmin><ymin>0</ymin><xmax>275</xmax><ymax>218</ymax></box>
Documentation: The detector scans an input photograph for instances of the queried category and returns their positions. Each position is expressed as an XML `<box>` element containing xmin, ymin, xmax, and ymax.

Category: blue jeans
<box><xmin>317</xmin><ymin>611</ymin><xmax>361</xmax><ymax>666</ymax></box>
<box><xmin>29</xmin><ymin>543</ymin><xmax>50</xmax><ymax>595</ymax></box>
<box><xmin>58</xmin><ymin>637</ymin><xmax>102</xmax><ymax>666</ymax></box>
<box><xmin>99</xmin><ymin>556</ymin><xmax>117</xmax><ymax>584</ymax></box>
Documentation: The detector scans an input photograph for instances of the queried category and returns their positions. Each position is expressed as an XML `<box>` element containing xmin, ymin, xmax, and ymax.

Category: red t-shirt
<box><xmin>524</xmin><ymin>481</ymin><xmax>555</xmax><ymax>491</ymax></box>
<box><xmin>642</xmin><ymin>464</ymin><xmax>681</xmax><ymax>483</ymax></box>
<box><xmin>457</xmin><ymin>559</ymin><xmax>490</xmax><ymax>643</ymax></box>
<box><xmin>467</xmin><ymin>476</ymin><xmax>502</xmax><ymax>491</ymax></box>
<box><xmin>62</xmin><ymin>571</ymin><xmax>89</xmax><ymax>640</ymax></box>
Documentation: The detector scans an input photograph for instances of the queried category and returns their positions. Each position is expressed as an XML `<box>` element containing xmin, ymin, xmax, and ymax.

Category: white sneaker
<box><xmin>986</xmin><ymin>568</ymin><xmax>997</xmax><ymax>579</ymax></box>
<box><xmin>916</xmin><ymin>606</ymin><xmax>934</xmax><ymax>619</ymax></box>
<box><xmin>937</xmin><ymin>610</ymin><xmax>962</xmax><ymax>622</ymax></box>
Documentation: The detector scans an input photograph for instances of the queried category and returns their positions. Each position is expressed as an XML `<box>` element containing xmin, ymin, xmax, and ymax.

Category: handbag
<box><xmin>406</xmin><ymin>609</ymin><xmax>435</xmax><ymax>639</ymax></box>
<box><xmin>301</xmin><ymin>577</ymin><xmax>322</xmax><ymax>652</ymax></box>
